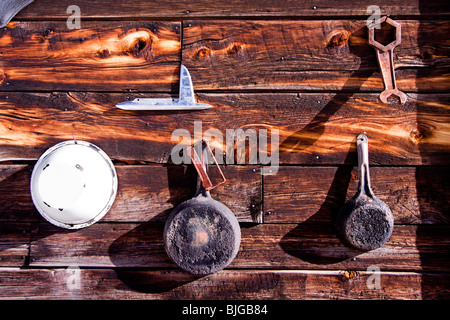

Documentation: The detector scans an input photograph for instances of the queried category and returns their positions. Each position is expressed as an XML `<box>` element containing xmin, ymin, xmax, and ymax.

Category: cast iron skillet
<box><xmin>163</xmin><ymin>142</ymin><xmax>241</xmax><ymax>275</ymax></box>
<box><xmin>336</xmin><ymin>133</ymin><xmax>394</xmax><ymax>251</ymax></box>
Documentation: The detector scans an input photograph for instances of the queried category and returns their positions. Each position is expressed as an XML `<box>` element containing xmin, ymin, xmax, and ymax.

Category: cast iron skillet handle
<box><xmin>193</xmin><ymin>143</ymin><xmax>211</xmax><ymax>198</ymax></box>
<box><xmin>0</xmin><ymin>0</ymin><xmax>34</xmax><ymax>28</ymax></box>
<box><xmin>356</xmin><ymin>133</ymin><xmax>374</xmax><ymax>198</ymax></box>
<box><xmin>188</xmin><ymin>139</ymin><xmax>226</xmax><ymax>196</ymax></box>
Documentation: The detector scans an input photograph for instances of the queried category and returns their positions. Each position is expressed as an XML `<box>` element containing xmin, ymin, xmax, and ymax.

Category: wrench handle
<box><xmin>376</xmin><ymin>49</ymin><xmax>397</xmax><ymax>92</ymax></box>
<box><xmin>375</xmin><ymin>49</ymin><xmax>407</xmax><ymax>104</ymax></box>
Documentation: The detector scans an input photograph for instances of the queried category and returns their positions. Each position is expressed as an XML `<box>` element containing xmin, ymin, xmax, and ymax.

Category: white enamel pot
<box><xmin>30</xmin><ymin>140</ymin><xmax>117</xmax><ymax>229</ymax></box>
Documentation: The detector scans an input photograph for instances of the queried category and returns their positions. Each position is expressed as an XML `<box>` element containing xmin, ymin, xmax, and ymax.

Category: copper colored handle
<box><xmin>187</xmin><ymin>140</ymin><xmax>226</xmax><ymax>192</ymax></box>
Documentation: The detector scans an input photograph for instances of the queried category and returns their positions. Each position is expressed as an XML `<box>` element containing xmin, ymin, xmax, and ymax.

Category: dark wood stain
<box><xmin>0</xmin><ymin>0</ymin><xmax>449</xmax><ymax>300</ymax></box>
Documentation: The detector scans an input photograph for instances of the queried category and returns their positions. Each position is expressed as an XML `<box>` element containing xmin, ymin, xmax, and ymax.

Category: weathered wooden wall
<box><xmin>0</xmin><ymin>0</ymin><xmax>449</xmax><ymax>299</ymax></box>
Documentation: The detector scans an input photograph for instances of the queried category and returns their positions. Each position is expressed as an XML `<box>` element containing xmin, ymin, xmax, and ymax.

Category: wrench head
<box><xmin>379</xmin><ymin>89</ymin><xmax>407</xmax><ymax>105</ymax></box>
<box><xmin>368</xmin><ymin>16</ymin><xmax>402</xmax><ymax>52</ymax></box>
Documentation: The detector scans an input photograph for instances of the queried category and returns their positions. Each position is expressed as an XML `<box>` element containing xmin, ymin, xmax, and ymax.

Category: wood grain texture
<box><xmin>0</xmin><ymin>92</ymin><xmax>448</xmax><ymax>165</ymax></box>
<box><xmin>0</xmin><ymin>21</ymin><xmax>180</xmax><ymax>91</ymax></box>
<box><xmin>183</xmin><ymin>20</ymin><xmax>450</xmax><ymax>91</ymax></box>
<box><xmin>27</xmin><ymin>223</ymin><xmax>450</xmax><ymax>272</ymax></box>
<box><xmin>1</xmin><ymin>268</ymin><xmax>448</xmax><ymax>300</ymax></box>
<box><xmin>2</xmin><ymin>0</ymin><xmax>449</xmax><ymax>301</ymax></box>
<box><xmin>0</xmin><ymin>222</ymin><xmax>30</xmax><ymax>266</ymax></box>
<box><xmin>14</xmin><ymin>0</ymin><xmax>450</xmax><ymax>19</ymax></box>
<box><xmin>1</xmin><ymin>20</ymin><xmax>449</xmax><ymax>92</ymax></box>
<box><xmin>0</xmin><ymin>164</ymin><xmax>261</xmax><ymax>223</ymax></box>
<box><xmin>264</xmin><ymin>166</ymin><xmax>450</xmax><ymax>224</ymax></box>
<box><xmin>1</xmin><ymin>165</ymin><xmax>447</xmax><ymax>225</ymax></box>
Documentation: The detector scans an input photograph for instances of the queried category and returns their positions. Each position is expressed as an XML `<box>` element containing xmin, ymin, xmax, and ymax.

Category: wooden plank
<box><xmin>14</xmin><ymin>0</ymin><xmax>450</xmax><ymax>19</ymax></box>
<box><xmin>0</xmin><ymin>165</ymin><xmax>261</xmax><ymax>223</ymax></box>
<box><xmin>1</xmin><ymin>20</ymin><xmax>448</xmax><ymax>92</ymax></box>
<box><xmin>2</xmin><ymin>0</ymin><xmax>448</xmax><ymax>303</ymax></box>
<box><xmin>183</xmin><ymin>20</ymin><xmax>450</xmax><ymax>91</ymax></box>
<box><xmin>29</xmin><ymin>222</ymin><xmax>171</xmax><ymax>268</ymax></box>
<box><xmin>0</xmin><ymin>21</ymin><xmax>180</xmax><ymax>92</ymax></box>
<box><xmin>0</xmin><ymin>223</ymin><xmax>30</xmax><ymax>266</ymax></box>
<box><xmin>1</xmin><ymin>92</ymin><xmax>448</xmax><ymax>165</ymax></box>
<box><xmin>0</xmin><ymin>165</ymin><xmax>34</xmax><ymax>219</ymax></box>
<box><xmin>264</xmin><ymin>166</ymin><xmax>450</xmax><ymax>224</ymax></box>
<box><xmin>28</xmin><ymin>223</ymin><xmax>450</xmax><ymax>272</ymax></box>
<box><xmin>237</xmin><ymin>224</ymin><xmax>450</xmax><ymax>272</ymax></box>
<box><xmin>112</xmin><ymin>165</ymin><xmax>262</xmax><ymax>223</ymax></box>
<box><xmin>1</xmin><ymin>268</ymin><xmax>449</xmax><ymax>299</ymax></box>
<box><xmin>2</xmin><ymin>164</ymin><xmax>447</xmax><ymax>225</ymax></box>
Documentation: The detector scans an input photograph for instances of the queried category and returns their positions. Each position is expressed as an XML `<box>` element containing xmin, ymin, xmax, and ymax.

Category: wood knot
<box><xmin>98</xmin><ymin>49</ymin><xmax>111</xmax><ymax>59</ymax></box>
<box><xmin>196</xmin><ymin>47</ymin><xmax>211</xmax><ymax>59</ymax></box>
<box><xmin>410</xmin><ymin>124</ymin><xmax>434</xmax><ymax>143</ymax></box>
<box><xmin>133</xmin><ymin>38</ymin><xmax>148</xmax><ymax>53</ymax></box>
<box><xmin>420</xmin><ymin>50</ymin><xmax>434</xmax><ymax>60</ymax></box>
<box><xmin>227</xmin><ymin>42</ymin><xmax>244</xmax><ymax>55</ymax></box>
<box><xmin>128</xmin><ymin>37</ymin><xmax>152</xmax><ymax>59</ymax></box>
<box><xmin>327</xmin><ymin>32</ymin><xmax>349</xmax><ymax>49</ymax></box>
<box><xmin>341</xmin><ymin>270</ymin><xmax>359</xmax><ymax>281</ymax></box>
<box><xmin>43</xmin><ymin>28</ymin><xmax>54</xmax><ymax>37</ymax></box>
<box><xmin>411</xmin><ymin>129</ymin><xmax>424</xmax><ymax>140</ymax></box>
<box><xmin>410</xmin><ymin>129</ymin><xmax>425</xmax><ymax>143</ymax></box>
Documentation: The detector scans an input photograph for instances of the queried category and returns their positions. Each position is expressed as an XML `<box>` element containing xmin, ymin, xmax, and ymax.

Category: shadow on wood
<box><xmin>0</xmin><ymin>165</ymin><xmax>34</xmax><ymax>219</ymax></box>
<box><xmin>108</xmin><ymin>164</ymin><xmax>204</xmax><ymax>293</ymax></box>
<box><xmin>279</xmin><ymin>147</ymin><xmax>362</xmax><ymax>264</ymax></box>
<box><xmin>417</xmin><ymin>0</ymin><xmax>450</xmax><ymax>299</ymax></box>
<box><xmin>110</xmin><ymin>269</ymin><xmax>203</xmax><ymax>294</ymax></box>
<box><xmin>279</xmin><ymin>26</ymin><xmax>375</xmax><ymax>161</ymax></box>
<box><xmin>278</xmin><ymin>25</ymin><xmax>374</xmax><ymax>263</ymax></box>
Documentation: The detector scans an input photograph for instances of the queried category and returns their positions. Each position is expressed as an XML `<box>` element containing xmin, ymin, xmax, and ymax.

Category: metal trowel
<box><xmin>0</xmin><ymin>0</ymin><xmax>34</xmax><ymax>28</ymax></box>
<box><xmin>116</xmin><ymin>65</ymin><xmax>212</xmax><ymax>111</ymax></box>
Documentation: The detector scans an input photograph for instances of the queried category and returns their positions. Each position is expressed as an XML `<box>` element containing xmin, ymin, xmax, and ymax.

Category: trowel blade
<box><xmin>116</xmin><ymin>98</ymin><xmax>212</xmax><ymax>111</ymax></box>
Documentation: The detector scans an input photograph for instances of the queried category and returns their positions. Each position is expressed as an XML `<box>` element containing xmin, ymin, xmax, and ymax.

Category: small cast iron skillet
<box><xmin>336</xmin><ymin>134</ymin><xmax>394</xmax><ymax>251</ymax></box>
<box><xmin>163</xmin><ymin>142</ymin><xmax>241</xmax><ymax>275</ymax></box>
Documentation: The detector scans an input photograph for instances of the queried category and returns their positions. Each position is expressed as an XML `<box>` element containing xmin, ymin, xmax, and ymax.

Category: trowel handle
<box><xmin>356</xmin><ymin>133</ymin><xmax>373</xmax><ymax>197</ymax></box>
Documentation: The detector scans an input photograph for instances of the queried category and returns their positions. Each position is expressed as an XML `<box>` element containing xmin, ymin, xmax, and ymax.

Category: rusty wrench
<box><xmin>368</xmin><ymin>16</ymin><xmax>407</xmax><ymax>104</ymax></box>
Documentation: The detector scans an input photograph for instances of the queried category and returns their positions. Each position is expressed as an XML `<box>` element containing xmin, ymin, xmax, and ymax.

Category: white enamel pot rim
<box><xmin>30</xmin><ymin>140</ymin><xmax>118</xmax><ymax>229</ymax></box>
